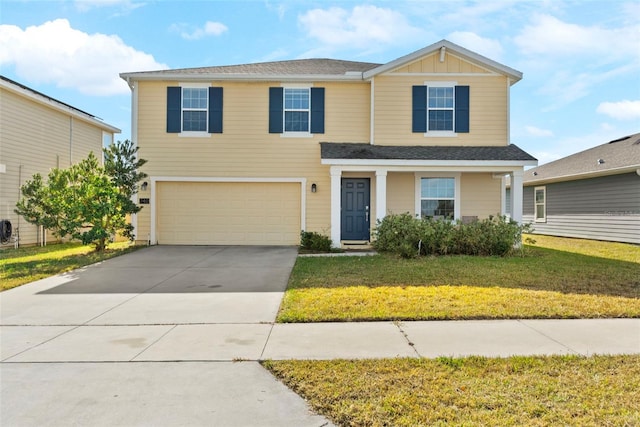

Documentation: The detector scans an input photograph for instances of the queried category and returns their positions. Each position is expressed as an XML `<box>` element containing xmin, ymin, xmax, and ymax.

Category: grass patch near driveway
<box><xmin>263</xmin><ymin>355</ymin><xmax>640</xmax><ymax>427</ymax></box>
<box><xmin>277</xmin><ymin>237</ymin><xmax>640</xmax><ymax>322</ymax></box>
<box><xmin>0</xmin><ymin>242</ymin><xmax>142</xmax><ymax>291</ymax></box>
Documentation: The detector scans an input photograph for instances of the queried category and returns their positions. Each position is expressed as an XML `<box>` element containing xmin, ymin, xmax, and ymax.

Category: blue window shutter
<box><xmin>269</xmin><ymin>87</ymin><xmax>283</xmax><ymax>133</ymax></box>
<box><xmin>208</xmin><ymin>87</ymin><xmax>223</xmax><ymax>133</ymax></box>
<box><xmin>166</xmin><ymin>86</ymin><xmax>181</xmax><ymax>133</ymax></box>
<box><xmin>310</xmin><ymin>87</ymin><xmax>325</xmax><ymax>134</ymax></box>
<box><xmin>412</xmin><ymin>85</ymin><xmax>427</xmax><ymax>133</ymax></box>
<box><xmin>455</xmin><ymin>85</ymin><xmax>470</xmax><ymax>133</ymax></box>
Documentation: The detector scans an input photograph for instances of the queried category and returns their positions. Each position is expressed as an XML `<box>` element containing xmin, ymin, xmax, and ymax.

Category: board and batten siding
<box><xmin>135</xmin><ymin>79</ymin><xmax>371</xmax><ymax>240</ymax></box>
<box><xmin>0</xmin><ymin>87</ymin><xmax>111</xmax><ymax>246</ymax></box>
<box><xmin>523</xmin><ymin>172</ymin><xmax>640</xmax><ymax>244</ymax></box>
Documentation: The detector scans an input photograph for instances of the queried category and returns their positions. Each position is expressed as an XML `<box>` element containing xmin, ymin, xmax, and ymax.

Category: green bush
<box><xmin>373</xmin><ymin>213</ymin><xmax>527</xmax><ymax>258</ymax></box>
<box><xmin>300</xmin><ymin>230</ymin><xmax>333</xmax><ymax>252</ymax></box>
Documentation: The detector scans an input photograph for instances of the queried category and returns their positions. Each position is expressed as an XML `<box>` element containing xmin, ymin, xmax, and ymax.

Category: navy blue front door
<box><xmin>341</xmin><ymin>178</ymin><xmax>370</xmax><ymax>240</ymax></box>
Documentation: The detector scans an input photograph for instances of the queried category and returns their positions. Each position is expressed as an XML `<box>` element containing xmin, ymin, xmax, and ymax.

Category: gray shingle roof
<box><xmin>320</xmin><ymin>142</ymin><xmax>537</xmax><ymax>162</ymax></box>
<box><xmin>524</xmin><ymin>132</ymin><xmax>640</xmax><ymax>184</ymax></box>
<box><xmin>122</xmin><ymin>59</ymin><xmax>381</xmax><ymax>78</ymax></box>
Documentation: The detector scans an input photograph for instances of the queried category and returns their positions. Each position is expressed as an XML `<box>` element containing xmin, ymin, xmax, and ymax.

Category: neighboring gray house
<box><xmin>522</xmin><ymin>133</ymin><xmax>640</xmax><ymax>244</ymax></box>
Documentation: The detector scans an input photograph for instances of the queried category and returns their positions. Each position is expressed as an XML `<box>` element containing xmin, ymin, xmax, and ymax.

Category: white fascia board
<box><xmin>363</xmin><ymin>39</ymin><xmax>522</xmax><ymax>83</ymax></box>
<box><xmin>0</xmin><ymin>78</ymin><xmax>121</xmax><ymax>134</ymax></box>
<box><xmin>321</xmin><ymin>159</ymin><xmax>538</xmax><ymax>168</ymax></box>
<box><xmin>523</xmin><ymin>165</ymin><xmax>640</xmax><ymax>186</ymax></box>
<box><xmin>120</xmin><ymin>73</ymin><xmax>364</xmax><ymax>82</ymax></box>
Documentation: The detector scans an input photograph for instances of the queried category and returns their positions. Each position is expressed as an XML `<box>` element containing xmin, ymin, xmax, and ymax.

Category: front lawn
<box><xmin>264</xmin><ymin>355</ymin><xmax>640</xmax><ymax>426</ymax></box>
<box><xmin>0</xmin><ymin>241</ymin><xmax>142</xmax><ymax>291</ymax></box>
<box><xmin>277</xmin><ymin>236</ymin><xmax>640</xmax><ymax>322</ymax></box>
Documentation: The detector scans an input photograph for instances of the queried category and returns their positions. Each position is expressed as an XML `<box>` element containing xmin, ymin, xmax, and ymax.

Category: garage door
<box><xmin>157</xmin><ymin>181</ymin><xmax>301</xmax><ymax>245</ymax></box>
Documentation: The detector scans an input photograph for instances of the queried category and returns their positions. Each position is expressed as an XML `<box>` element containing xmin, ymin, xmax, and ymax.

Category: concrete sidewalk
<box><xmin>2</xmin><ymin>318</ymin><xmax>638</xmax><ymax>363</ymax></box>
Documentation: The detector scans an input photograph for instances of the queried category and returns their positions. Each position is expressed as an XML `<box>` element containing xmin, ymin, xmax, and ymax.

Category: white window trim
<box><xmin>414</xmin><ymin>172</ymin><xmax>461</xmax><ymax>221</ymax></box>
<box><xmin>534</xmin><ymin>186</ymin><xmax>546</xmax><ymax>223</ymax></box>
<box><xmin>179</xmin><ymin>82</ymin><xmax>212</xmax><ymax>137</ymax></box>
<box><xmin>424</xmin><ymin>80</ymin><xmax>457</xmax><ymax>137</ymax></box>
<box><xmin>281</xmin><ymin>84</ymin><xmax>313</xmax><ymax>136</ymax></box>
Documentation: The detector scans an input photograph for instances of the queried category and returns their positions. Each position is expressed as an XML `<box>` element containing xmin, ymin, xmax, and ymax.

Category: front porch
<box><xmin>320</xmin><ymin>143</ymin><xmax>537</xmax><ymax>247</ymax></box>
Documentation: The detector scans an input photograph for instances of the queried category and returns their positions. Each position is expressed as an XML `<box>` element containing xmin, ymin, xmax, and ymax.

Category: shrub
<box><xmin>300</xmin><ymin>230</ymin><xmax>333</xmax><ymax>252</ymax></box>
<box><xmin>373</xmin><ymin>213</ymin><xmax>527</xmax><ymax>258</ymax></box>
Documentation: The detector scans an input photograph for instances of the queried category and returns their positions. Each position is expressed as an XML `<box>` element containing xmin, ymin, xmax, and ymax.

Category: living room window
<box><xmin>415</xmin><ymin>174</ymin><xmax>460</xmax><ymax>220</ymax></box>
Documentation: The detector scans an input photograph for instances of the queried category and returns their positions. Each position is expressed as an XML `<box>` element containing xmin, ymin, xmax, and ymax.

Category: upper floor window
<box><xmin>412</xmin><ymin>84</ymin><xmax>469</xmax><ymax>135</ymax></box>
<box><xmin>284</xmin><ymin>88</ymin><xmax>310</xmax><ymax>132</ymax></box>
<box><xmin>182</xmin><ymin>88</ymin><xmax>208</xmax><ymax>132</ymax></box>
<box><xmin>166</xmin><ymin>86</ymin><xmax>223</xmax><ymax>135</ymax></box>
<box><xmin>269</xmin><ymin>86</ymin><xmax>324</xmax><ymax>135</ymax></box>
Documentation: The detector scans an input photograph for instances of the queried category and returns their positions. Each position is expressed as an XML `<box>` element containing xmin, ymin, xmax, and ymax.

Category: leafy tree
<box><xmin>15</xmin><ymin>141</ymin><xmax>147</xmax><ymax>252</ymax></box>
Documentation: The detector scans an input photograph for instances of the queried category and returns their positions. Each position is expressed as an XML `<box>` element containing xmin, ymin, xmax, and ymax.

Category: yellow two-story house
<box><xmin>120</xmin><ymin>40</ymin><xmax>537</xmax><ymax>247</ymax></box>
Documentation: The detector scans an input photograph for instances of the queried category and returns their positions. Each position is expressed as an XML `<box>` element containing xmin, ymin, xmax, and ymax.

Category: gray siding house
<box><xmin>522</xmin><ymin>133</ymin><xmax>640</xmax><ymax>244</ymax></box>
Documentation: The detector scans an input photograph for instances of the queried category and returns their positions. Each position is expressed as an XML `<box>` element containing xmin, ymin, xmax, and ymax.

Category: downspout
<box><xmin>129</xmin><ymin>78</ymin><xmax>139</xmax><ymax>241</ymax></box>
<box><xmin>17</xmin><ymin>164</ymin><xmax>22</xmax><ymax>247</ymax></box>
<box><xmin>69</xmin><ymin>117</ymin><xmax>73</xmax><ymax>165</ymax></box>
<box><xmin>506</xmin><ymin>78</ymin><xmax>511</xmax><ymax>145</ymax></box>
<box><xmin>370</xmin><ymin>76</ymin><xmax>375</xmax><ymax>145</ymax></box>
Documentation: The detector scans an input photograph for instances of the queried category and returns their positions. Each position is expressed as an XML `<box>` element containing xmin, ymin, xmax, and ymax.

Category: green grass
<box><xmin>263</xmin><ymin>355</ymin><xmax>640</xmax><ymax>427</ymax></box>
<box><xmin>277</xmin><ymin>236</ymin><xmax>640</xmax><ymax>322</ymax></box>
<box><xmin>0</xmin><ymin>241</ymin><xmax>143</xmax><ymax>291</ymax></box>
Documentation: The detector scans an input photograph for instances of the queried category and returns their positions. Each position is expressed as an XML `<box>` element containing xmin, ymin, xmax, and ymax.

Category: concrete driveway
<box><xmin>1</xmin><ymin>245</ymin><xmax>333</xmax><ymax>427</ymax></box>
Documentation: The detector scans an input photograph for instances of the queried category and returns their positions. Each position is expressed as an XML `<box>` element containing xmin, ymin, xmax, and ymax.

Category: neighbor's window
<box><xmin>421</xmin><ymin>177</ymin><xmax>455</xmax><ymax>219</ymax></box>
<box><xmin>182</xmin><ymin>87</ymin><xmax>208</xmax><ymax>132</ymax></box>
<box><xmin>534</xmin><ymin>186</ymin><xmax>546</xmax><ymax>222</ymax></box>
<box><xmin>284</xmin><ymin>88</ymin><xmax>310</xmax><ymax>132</ymax></box>
<box><xmin>428</xmin><ymin>86</ymin><xmax>454</xmax><ymax>131</ymax></box>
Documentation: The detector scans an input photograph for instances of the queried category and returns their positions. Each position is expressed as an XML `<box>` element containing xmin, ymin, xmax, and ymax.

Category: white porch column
<box><xmin>510</xmin><ymin>169</ymin><xmax>524</xmax><ymax>224</ymax></box>
<box><xmin>330</xmin><ymin>167</ymin><xmax>342</xmax><ymax>247</ymax></box>
<box><xmin>375</xmin><ymin>169</ymin><xmax>387</xmax><ymax>222</ymax></box>
<box><xmin>500</xmin><ymin>175</ymin><xmax>507</xmax><ymax>217</ymax></box>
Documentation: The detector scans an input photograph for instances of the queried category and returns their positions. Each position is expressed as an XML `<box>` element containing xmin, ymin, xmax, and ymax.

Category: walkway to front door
<box><xmin>341</xmin><ymin>178</ymin><xmax>370</xmax><ymax>241</ymax></box>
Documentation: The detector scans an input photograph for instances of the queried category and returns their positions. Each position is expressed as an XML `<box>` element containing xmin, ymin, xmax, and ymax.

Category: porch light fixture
<box><xmin>311</xmin><ymin>183</ymin><xmax>317</xmax><ymax>193</ymax></box>
<box><xmin>141</xmin><ymin>181</ymin><xmax>148</xmax><ymax>191</ymax></box>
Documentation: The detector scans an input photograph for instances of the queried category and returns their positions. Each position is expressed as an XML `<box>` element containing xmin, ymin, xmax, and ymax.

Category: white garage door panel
<box><xmin>157</xmin><ymin>182</ymin><xmax>301</xmax><ymax>245</ymax></box>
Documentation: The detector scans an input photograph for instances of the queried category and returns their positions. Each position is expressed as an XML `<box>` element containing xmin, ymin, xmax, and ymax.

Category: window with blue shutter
<box><xmin>166</xmin><ymin>86</ymin><xmax>223</xmax><ymax>134</ymax></box>
<box><xmin>269</xmin><ymin>87</ymin><xmax>325</xmax><ymax>134</ymax></box>
<box><xmin>412</xmin><ymin>85</ymin><xmax>469</xmax><ymax>134</ymax></box>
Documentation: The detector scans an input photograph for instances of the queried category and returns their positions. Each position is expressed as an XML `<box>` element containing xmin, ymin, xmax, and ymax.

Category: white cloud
<box><xmin>298</xmin><ymin>5</ymin><xmax>424</xmax><ymax>54</ymax></box>
<box><xmin>525</xmin><ymin>126</ymin><xmax>554</xmax><ymax>137</ymax></box>
<box><xmin>171</xmin><ymin>21</ymin><xmax>228</xmax><ymax>40</ymax></box>
<box><xmin>0</xmin><ymin>19</ymin><xmax>167</xmax><ymax>96</ymax></box>
<box><xmin>447</xmin><ymin>32</ymin><xmax>504</xmax><ymax>61</ymax></box>
<box><xmin>514</xmin><ymin>14</ymin><xmax>640</xmax><ymax>64</ymax></box>
<box><xmin>596</xmin><ymin>100</ymin><xmax>640</xmax><ymax>121</ymax></box>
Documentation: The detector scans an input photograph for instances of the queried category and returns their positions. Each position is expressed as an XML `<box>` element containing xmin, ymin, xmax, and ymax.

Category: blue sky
<box><xmin>1</xmin><ymin>0</ymin><xmax>639</xmax><ymax>165</ymax></box>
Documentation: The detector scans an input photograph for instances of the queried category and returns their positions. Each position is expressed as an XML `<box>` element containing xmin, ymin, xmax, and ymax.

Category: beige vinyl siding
<box><xmin>373</xmin><ymin>74</ymin><xmax>508</xmax><ymax>146</ymax></box>
<box><xmin>1</xmin><ymin>87</ymin><xmax>112</xmax><ymax>246</ymax></box>
<box><xmin>460</xmin><ymin>173</ymin><xmax>502</xmax><ymax>219</ymax></box>
<box><xmin>136</xmin><ymin>80</ymin><xmax>370</xmax><ymax>239</ymax></box>
<box><xmin>156</xmin><ymin>181</ymin><xmax>300</xmax><ymax>245</ymax></box>
<box><xmin>387</xmin><ymin>172</ymin><xmax>415</xmax><ymax>214</ymax></box>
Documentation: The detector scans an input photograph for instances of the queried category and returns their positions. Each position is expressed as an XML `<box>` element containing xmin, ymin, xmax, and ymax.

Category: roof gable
<box><xmin>524</xmin><ymin>133</ymin><xmax>640</xmax><ymax>184</ymax></box>
<box><xmin>363</xmin><ymin>39</ymin><xmax>523</xmax><ymax>83</ymax></box>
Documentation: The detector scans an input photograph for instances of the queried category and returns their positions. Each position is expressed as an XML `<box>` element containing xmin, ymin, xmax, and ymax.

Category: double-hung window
<box><xmin>416</xmin><ymin>174</ymin><xmax>460</xmax><ymax>220</ymax></box>
<box><xmin>284</xmin><ymin>88</ymin><xmax>310</xmax><ymax>132</ymax></box>
<box><xmin>269</xmin><ymin>86</ymin><xmax>325</xmax><ymax>135</ymax></box>
<box><xmin>534</xmin><ymin>186</ymin><xmax>546</xmax><ymax>222</ymax></box>
<box><xmin>412</xmin><ymin>83</ymin><xmax>469</xmax><ymax>135</ymax></box>
<box><xmin>166</xmin><ymin>85</ymin><xmax>223</xmax><ymax>135</ymax></box>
